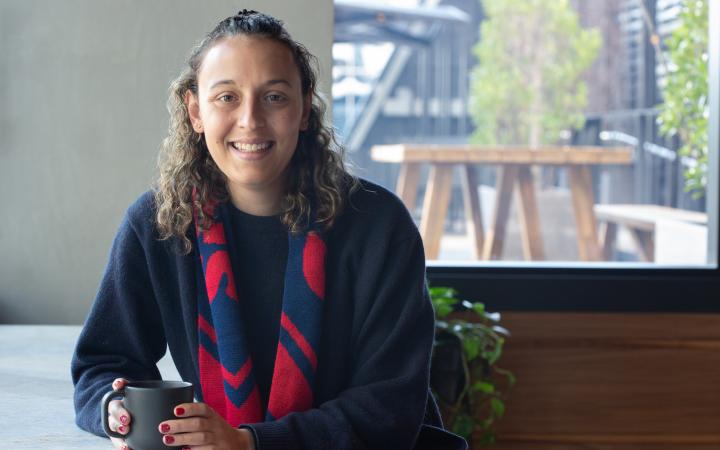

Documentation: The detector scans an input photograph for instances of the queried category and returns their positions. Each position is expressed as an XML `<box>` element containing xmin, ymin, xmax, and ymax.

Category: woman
<box><xmin>72</xmin><ymin>9</ymin><xmax>466</xmax><ymax>450</ymax></box>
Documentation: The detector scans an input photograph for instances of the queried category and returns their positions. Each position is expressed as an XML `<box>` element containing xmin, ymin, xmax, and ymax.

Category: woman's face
<box><xmin>187</xmin><ymin>36</ymin><xmax>310</xmax><ymax>205</ymax></box>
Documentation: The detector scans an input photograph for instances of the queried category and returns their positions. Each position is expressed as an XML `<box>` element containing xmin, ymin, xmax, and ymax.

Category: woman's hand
<box><xmin>158</xmin><ymin>402</ymin><xmax>256</xmax><ymax>450</ymax></box>
<box><xmin>108</xmin><ymin>378</ymin><xmax>132</xmax><ymax>450</ymax></box>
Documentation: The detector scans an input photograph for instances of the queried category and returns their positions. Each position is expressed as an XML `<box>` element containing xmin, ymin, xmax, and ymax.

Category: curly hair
<box><xmin>154</xmin><ymin>10</ymin><xmax>356</xmax><ymax>254</ymax></box>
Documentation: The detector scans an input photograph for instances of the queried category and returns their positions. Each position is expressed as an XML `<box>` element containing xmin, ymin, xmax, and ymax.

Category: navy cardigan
<box><xmin>72</xmin><ymin>180</ymin><xmax>467</xmax><ymax>450</ymax></box>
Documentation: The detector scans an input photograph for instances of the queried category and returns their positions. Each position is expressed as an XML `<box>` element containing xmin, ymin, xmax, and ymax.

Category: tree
<box><xmin>469</xmin><ymin>0</ymin><xmax>601</xmax><ymax>147</ymax></box>
<box><xmin>657</xmin><ymin>0</ymin><xmax>708</xmax><ymax>197</ymax></box>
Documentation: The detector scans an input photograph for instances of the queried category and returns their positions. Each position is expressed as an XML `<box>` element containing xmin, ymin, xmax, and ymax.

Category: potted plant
<box><xmin>429</xmin><ymin>286</ymin><xmax>515</xmax><ymax>447</ymax></box>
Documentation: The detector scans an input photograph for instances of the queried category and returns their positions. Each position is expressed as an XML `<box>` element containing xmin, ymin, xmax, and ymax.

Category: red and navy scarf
<box><xmin>194</xmin><ymin>200</ymin><xmax>326</xmax><ymax>425</ymax></box>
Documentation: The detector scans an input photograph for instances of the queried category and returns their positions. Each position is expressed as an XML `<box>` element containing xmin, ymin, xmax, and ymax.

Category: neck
<box><xmin>227</xmin><ymin>182</ymin><xmax>284</xmax><ymax>217</ymax></box>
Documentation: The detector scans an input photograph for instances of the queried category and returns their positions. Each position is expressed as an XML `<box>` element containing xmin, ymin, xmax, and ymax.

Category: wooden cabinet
<box><xmin>487</xmin><ymin>313</ymin><xmax>720</xmax><ymax>450</ymax></box>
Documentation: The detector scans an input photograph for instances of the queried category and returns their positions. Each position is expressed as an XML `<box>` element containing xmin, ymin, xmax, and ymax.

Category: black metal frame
<box><xmin>427</xmin><ymin>266</ymin><xmax>720</xmax><ymax>312</ymax></box>
<box><xmin>428</xmin><ymin>0</ymin><xmax>720</xmax><ymax>313</ymax></box>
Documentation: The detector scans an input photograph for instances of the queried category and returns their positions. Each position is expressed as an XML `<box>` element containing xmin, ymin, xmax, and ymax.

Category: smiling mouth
<box><xmin>229</xmin><ymin>141</ymin><xmax>274</xmax><ymax>152</ymax></box>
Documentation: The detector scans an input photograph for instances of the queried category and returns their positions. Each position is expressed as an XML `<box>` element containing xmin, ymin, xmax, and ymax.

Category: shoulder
<box><xmin>114</xmin><ymin>190</ymin><xmax>189</xmax><ymax>260</ymax></box>
<box><xmin>346</xmin><ymin>178</ymin><xmax>406</xmax><ymax>213</ymax></box>
<box><xmin>124</xmin><ymin>190</ymin><xmax>158</xmax><ymax>233</ymax></box>
<box><xmin>347</xmin><ymin>178</ymin><xmax>414</xmax><ymax>223</ymax></box>
<box><xmin>115</xmin><ymin>190</ymin><xmax>168</xmax><ymax>254</ymax></box>
<box><xmin>331</xmin><ymin>178</ymin><xmax>419</xmax><ymax>243</ymax></box>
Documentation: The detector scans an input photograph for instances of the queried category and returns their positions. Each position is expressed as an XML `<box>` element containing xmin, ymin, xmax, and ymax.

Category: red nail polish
<box><xmin>118</xmin><ymin>425</ymin><xmax>126</xmax><ymax>433</ymax></box>
<box><xmin>164</xmin><ymin>435</ymin><xmax>175</xmax><ymax>444</ymax></box>
<box><xmin>160</xmin><ymin>423</ymin><xmax>171</xmax><ymax>433</ymax></box>
<box><xmin>120</xmin><ymin>415</ymin><xmax>129</xmax><ymax>424</ymax></box>
<box><xmin>174</xmin><ymin>407</ymin><xmax>185</xmax><ymax>416</ymax></box>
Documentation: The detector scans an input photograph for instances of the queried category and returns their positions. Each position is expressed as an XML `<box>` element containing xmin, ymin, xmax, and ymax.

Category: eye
<box><xmin>265</xmin><ymin>93</ymin><xmax>286</xmax><ymax>103</ymax></box>
<box><xmin>218</xmin><ymin>94</ymin><xmax>237</xmax><ymax>103</ymax></box>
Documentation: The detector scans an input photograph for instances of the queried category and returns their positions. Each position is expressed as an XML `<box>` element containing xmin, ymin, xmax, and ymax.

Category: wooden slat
<box><xmin>599</xmin><ymin>221</ymin><xmax>617</xmax><ymax>260</ymax></box>
<box><xmin>516</xmin><ymin>165</ymin><xmax>544</xmax><ymax>260</ymax></box>
<box><xmin>493</xmin><ymin>434</ymin><xmax>720</xmax><ymax>447</ymax></box>
<box><xmin>483</xmin><ymin>313</ymin><xmax>720</xmax><ymax>448</ymax></box>
<box><xmin>395</xmin><ymin>162</ymin><xmax>421</xmax><ymax>213</ymax></box>
<box><xmin>460</xmin><ymin>165</ymin><xmax>485</xmax><ymax>259</ymax></box>
<box><xmin>628</xmin><ymin>228</ymin><xmax>654</xmax><ymax>262</ymax></box>
<box><xmin>568</xmin><ymin>166</ymin><xmax>602</xmax><ymax>261</ymax></box>
<box><xmin>419</xmin><ymin>164</ymin><xmax>454</xmax><ymax>260</ymax></box>
<box><xmin>497</xmin><ymin>434</ymin><xmax>720</xmax><ymax>444</ymax></box>
<box><xmin>483</xmin><ymin>166</ymin><xmax>518</xmax><ymax>260</ymax></box>
<box><xmin>371</xmin><ymin>144</ymin><xmax>634</xmax><ymax>165</ymax></box>
<box><xmin>491</xmin><ymin>443</ymin><xmax>720</xmax><ymax>450</ymax></box>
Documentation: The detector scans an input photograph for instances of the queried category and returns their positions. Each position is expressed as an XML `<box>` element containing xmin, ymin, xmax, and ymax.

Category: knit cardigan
<box><xmin>71</xmin><ymin>180</ymin><xmax>467</xmax><ymax>450</ymax></box>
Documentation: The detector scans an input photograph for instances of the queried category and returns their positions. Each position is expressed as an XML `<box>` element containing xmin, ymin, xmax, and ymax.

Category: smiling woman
<box><xmin>71</xmin><ymin>9</ymin><xmax>467</xmax><ymax>450</ymax></box>
<box><xmin>154</xmin><ymin>11</ymin><xmax>352</xmax><ymax>255</ymax></box>
<box><xmin>185</xmin><ymin>36</ymin><xmax>311</xmax><ymax>216</ymax></box>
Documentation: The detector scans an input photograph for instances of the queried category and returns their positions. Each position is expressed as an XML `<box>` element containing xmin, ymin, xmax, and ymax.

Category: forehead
<box><xmin>197</xmin><ymin>36</ymin><xmax>300</xmax><ymax>89</ymax></box>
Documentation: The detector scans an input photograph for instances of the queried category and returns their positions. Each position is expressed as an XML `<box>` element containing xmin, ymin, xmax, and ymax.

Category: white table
<box><xmin>0</xmin><ymin>325</ymin><xmax>179</xmax><ymax>449</ymax></box>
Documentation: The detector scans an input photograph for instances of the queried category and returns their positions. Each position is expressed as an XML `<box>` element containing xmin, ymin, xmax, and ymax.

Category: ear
<box><xmin>299</xmin><ymin>92</ymin><xmax>312</xmax><ymax>131</ymax></box>
<box><xmin>184</xmin><ymin>90</ymin><xmax>204</xmax><ymax>133</ymax></box>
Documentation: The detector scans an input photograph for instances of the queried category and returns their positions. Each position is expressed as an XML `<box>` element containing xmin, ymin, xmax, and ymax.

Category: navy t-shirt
<box><xmin>223</xmin><ymin>203</ymin><xmax>288</xmax><ymax>408</ymax></box>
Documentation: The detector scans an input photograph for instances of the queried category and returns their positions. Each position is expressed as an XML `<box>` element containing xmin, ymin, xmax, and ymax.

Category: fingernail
<box><xmin>118</xmin><ymin>425</ymin><xmax>126</xmax><ymax>433</ymax></box>
<box><xmin>160</xmin><ymin>423</ymin><xmax>171</xmax><ymax>433</ymax></box>
<box><xmin>174</xmin><ymin>407</ymin><xmax>185</xmax><ymax>416</ymax></box>
<box><xmin>120</xmin><ymin>415</ymin><xmax>129</xmax><ymax>424</ymax></box>
<box><xmin>164</xmin><ymin>435</ymin><xmax>175</xmax><ymax>444</ymax></box>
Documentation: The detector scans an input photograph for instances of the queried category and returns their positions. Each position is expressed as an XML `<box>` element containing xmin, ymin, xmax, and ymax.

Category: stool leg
<box><xmin>396</xmin><ymin>162</ymin><xmax>421</xmax><ymax>214</ymax></box>
<box><xmin>628</xmin><ymin>229</ymin><xmax>654</xmax><ymax>262</ymax></box>
<box><xmin>569</xmin><ymin>166</ymin><xmax>602</xmax><ymax>261</ymax></box>
<box><xmin>599</xmin><ymin>222</ymin><xmax>618</xmax><ymax>261</ymax></box>
<box><xmin>516</xmin><ymin>165</ymin><xmax>545</xmax><ymax>260</ymax></box>
<box><xmin>461</xmin><ymin>165</ymin><xmax>485</xmax><ymax>260</ymax></box>
<box><xmin>483</xmin><ymin>165</ymin><xmax>518</xmax><ymax>260</ymax></box>
<box><xmin>420</xmin><ymin>164</ymin><xmax>454</xmax><ymax>260</ymax></box>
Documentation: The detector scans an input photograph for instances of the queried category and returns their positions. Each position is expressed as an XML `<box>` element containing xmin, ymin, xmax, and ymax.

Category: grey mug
<box><xmin>101</xmin><ymin>380</ymin><xmax>194</xmax><ymax>450</ymax></box>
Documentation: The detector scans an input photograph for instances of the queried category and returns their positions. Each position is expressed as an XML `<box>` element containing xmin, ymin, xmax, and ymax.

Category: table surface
<box><xmin>0</xmin><ymin>325</ymin><xmax>180</xmax><ymax>449</ymax></box>
<box><xmin>371</xmin><ymin>144</ymin><xmax>634</xmax><ymax>165</ymax></box>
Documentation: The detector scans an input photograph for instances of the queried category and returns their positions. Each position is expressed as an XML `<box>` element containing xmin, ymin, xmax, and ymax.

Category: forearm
<box><xmin>72</xmin><ymin>211</ymin><xmax>167</xmax><ymax>435</ymax></box>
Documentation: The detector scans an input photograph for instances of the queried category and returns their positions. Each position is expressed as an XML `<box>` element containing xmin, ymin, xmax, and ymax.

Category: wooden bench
<box><xmin>594</xmin><ymin>204</ymin><xmax>708</xmax><ymax>262</ymax></box>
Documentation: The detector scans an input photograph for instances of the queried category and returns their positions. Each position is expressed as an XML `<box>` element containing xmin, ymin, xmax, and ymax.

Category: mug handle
<box><xmin>101</xmin><ymin>387</ymin><xmax>126</xmax><ymax>439</ymax></box>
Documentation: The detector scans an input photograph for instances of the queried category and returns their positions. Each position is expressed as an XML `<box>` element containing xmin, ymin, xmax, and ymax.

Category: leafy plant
<box><xmin>469</xmin><ymin>0</ymin><xmax>601</xmax><ymax>147</ymax></box>
<box><xmin>657</xmin><ymin>0</ymin><xmax>708</xmax><ymax>197</ymax></box>
<box><xmin>429</xmin><ymin>286</ymin><xmax>515</xmax><ymax>447</ymax></box>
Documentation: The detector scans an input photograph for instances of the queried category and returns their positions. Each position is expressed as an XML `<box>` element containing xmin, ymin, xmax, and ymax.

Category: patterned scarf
<box><xmin>194</xmin><ymin>200</ymin><xmax>326</xmax><ymax>425</ymax></box>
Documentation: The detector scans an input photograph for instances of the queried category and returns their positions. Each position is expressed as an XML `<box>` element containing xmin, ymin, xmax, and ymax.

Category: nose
<box><xmin>237</xmin><ymin>97</ymin><xmax>265</xmax><ymax>130</ymax></box>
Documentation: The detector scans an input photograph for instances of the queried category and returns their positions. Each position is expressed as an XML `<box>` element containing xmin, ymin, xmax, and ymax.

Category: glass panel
<box><xmin>333</xmin><ymin>0</ymin><xmax>716</xmax><ymax>267</ymax></box>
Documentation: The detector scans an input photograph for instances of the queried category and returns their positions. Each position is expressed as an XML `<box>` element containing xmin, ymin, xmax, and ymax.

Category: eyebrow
<box><xmin>208</xmin><ymin>79</ymin><xmax>293</xmax><ymax>90</ymax></box>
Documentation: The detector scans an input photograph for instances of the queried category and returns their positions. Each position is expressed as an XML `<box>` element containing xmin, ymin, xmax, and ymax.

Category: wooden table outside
<box><xmin>371</xmin><ymin>144</ymin><xmax>634</xmax><ymax>261</ymax></box>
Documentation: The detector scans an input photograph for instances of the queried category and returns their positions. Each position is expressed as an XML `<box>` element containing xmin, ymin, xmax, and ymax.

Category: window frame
<box><xmin>427</xmin><ymin>1</ymin><xmax>720</xmax><ymax>313</ymax></box>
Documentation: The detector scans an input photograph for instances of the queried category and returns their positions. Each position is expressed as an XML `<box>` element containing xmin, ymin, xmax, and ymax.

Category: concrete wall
<box><xmin>0</xmin><ymin>0</ymin><xmax>333</xmax><ymax>324</ymax></box>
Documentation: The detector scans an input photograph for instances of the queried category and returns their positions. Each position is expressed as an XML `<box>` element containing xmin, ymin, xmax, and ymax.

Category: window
<box><xmin>333</xmin><ymin>0</ymin><xmax>720</xmax><ymax>310</ymax></box>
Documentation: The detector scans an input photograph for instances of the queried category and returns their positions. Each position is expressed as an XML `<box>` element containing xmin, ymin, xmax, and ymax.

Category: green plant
<box><xmin>469</xmin><ymin>0</ymin><xmax>601</xmax><ymax>147</ymax></box>
<box><xmin>657</xmin><ymin>0</ymin><xmax>708</xmax><ymax>197</ymax></box>
<box><xmin>429</xmin><ymin>286</ymin><xmax>515</xmax><ymax>447</ymax></box>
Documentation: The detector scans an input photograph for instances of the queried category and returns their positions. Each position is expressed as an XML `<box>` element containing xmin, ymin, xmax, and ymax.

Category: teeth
<box><xmin>231</xmin><ymin>142</ymin><xmax>271</xmax><ymax>152</ymax></box>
